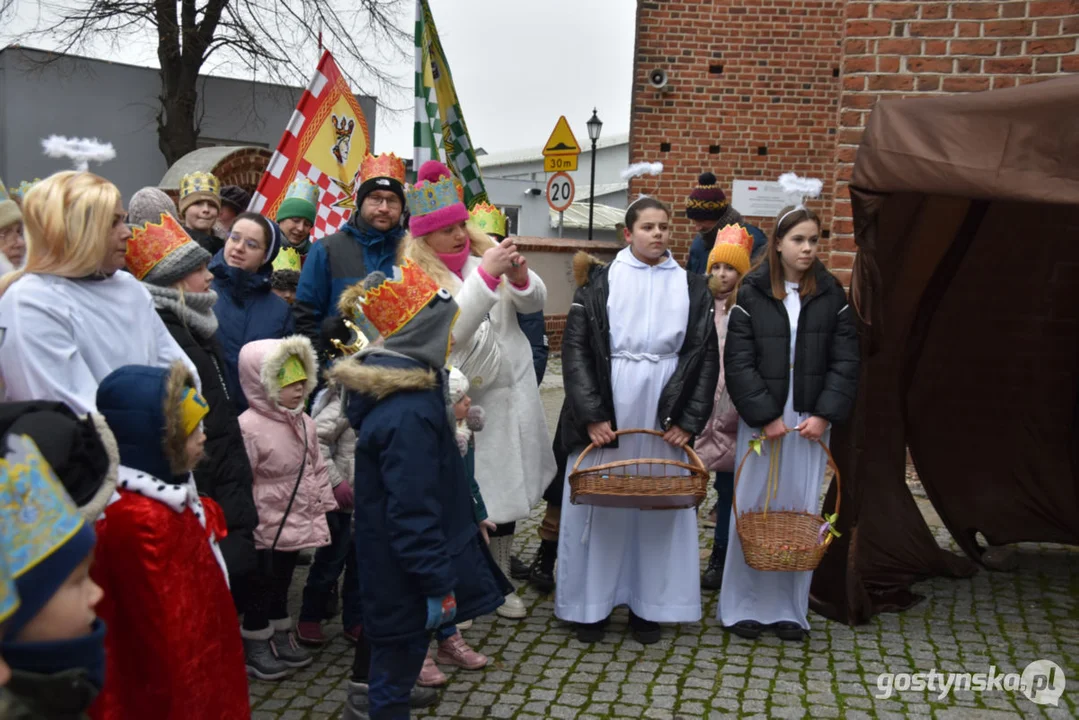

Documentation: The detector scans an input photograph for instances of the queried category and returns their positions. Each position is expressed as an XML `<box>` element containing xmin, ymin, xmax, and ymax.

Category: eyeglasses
<box><xmin>227</xmin><ymin>233</ymin><xmax>263</xmax><ymax>252</ymax></box>
<box><xmin>364</xmin><ymin>195</ymin><xmax>402</xmax><ymax>210</ymax></box>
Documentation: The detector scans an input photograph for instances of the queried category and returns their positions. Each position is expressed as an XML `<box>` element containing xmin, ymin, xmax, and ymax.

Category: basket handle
<box><xmin>731</xmin><ymin>429</ymin><xmax>842</xmax><ymax>547</ymax></box>
<box><xmin>570</xmin><ymin>428</ymin><xmax>708</xmax><ymax>477</ymax></box>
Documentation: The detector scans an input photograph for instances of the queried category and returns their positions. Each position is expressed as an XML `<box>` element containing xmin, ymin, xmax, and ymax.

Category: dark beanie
<box><xmin>220</xmin><ymin>185</ymin><xmax>251</xmax><ymax>213</ymax></box>
<box><xmin>685</xmin><ymin>172</ymin><xmax>729</xmax><ymax>221</ymax></box>
<box><xmin>357</xmin><ymin>176</ymin><xmax>405</xmax><ymax>207</ymax></box>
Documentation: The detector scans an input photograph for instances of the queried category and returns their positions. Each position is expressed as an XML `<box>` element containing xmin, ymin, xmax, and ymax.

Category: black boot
<box><xmin>510</xmin><ymin>555</ymin><xmax>531</xmax><ymax>580</ymax></box>
<box><xmin>528</xmin><ymin>539</ymin><xmax>557</xmax><ymax>593</ymax></box>
<box><xmin>700</xmin><ymin>546</ymin><xmax>726</xmax><ymax>591</ymax></box>
<box><xmin>628</xmin><ymin>610</ymin><xmax>661</xmax><ymax>645</ymax></box>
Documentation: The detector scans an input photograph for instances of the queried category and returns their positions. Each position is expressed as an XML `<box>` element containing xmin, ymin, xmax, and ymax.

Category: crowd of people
<box><xmin>0</xmin><ymin>155</ymin><xmax>858</xmax><ymax>720</ymax></box>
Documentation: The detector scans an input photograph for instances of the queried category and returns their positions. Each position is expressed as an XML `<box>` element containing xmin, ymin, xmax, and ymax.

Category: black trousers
<box><xmin>242</xmin><ymin>549</ymin><xmax>299</xmax><ymax>631</ymax></box>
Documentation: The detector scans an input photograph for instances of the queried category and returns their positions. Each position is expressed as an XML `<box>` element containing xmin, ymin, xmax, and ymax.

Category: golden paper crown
<box><xmin>470</xmin><ymin>202</ymin><xmax>507</xmax><ymax>238</ymax></box>
<box><xmin>126</xmin><ymin>213</ymin><xmax>196</xmax><ymax>280</ymax></box>
<box><xmin>179</xmin><ymin>386</ymin><xmax>209</xmax><ymax>436</ymax></box>
<box><xmin>278</xmin><ymin>355</ymin><xmax>309</xmax><ymax>387</ymax></box>
<box><xmin>180</xmin><ymin>171</ymin><xmax>221</xmax><ymax>199</ymax></box>
<box><xmin>0</xmin><ymin>540</ymin><xmax>16</xmax><ymax>625</ymax></box>
<box><xmin>360</xmin><ymin>153</ymin><xmax>406</xmax><ymax>185</ymax></box>
<box><xmin>360</xmin><ymin>259</ymin><xmax>441</xmax><ymax>338</ymax></box>
<box><xmin>272</xmin><ymin>246</ymin><xmax>303</xmax><ymax>273</ymax></box>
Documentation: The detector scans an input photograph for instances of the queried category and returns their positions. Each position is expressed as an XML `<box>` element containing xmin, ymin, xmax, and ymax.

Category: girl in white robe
<box><xmin>554</xmin><ymin>197</ymin><xmax>720</xmax><ymax>644</ymax></box>
<box><xmin>718</xmin><ymin>204</ymin><xmax>859</xmax><ymax>642</ymax></box>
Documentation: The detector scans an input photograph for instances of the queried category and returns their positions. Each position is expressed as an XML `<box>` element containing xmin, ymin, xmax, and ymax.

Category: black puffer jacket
<box><xmin>724</xmin><ymin>259</ymin><xmax>859</xmax><ymax>428</ymax></box>
<box><xmin>157</xmin><ymin>307</ymin><xmax>259</xmax><ymax>582</ymax></box>
<box><xmin>559</xmin><ymin>252</ymin><xmax>719</xmax><ymax>452</ymax></box>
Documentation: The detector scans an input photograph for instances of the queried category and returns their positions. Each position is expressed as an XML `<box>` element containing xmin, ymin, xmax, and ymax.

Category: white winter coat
<box><xmin>312</xmin><ymin>382</ymin><xmax>356</xmax><ymax>513</ymax></box>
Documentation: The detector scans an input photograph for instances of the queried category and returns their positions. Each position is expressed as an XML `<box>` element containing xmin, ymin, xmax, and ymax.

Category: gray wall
<box><xmin>0</xmin><ymin>47</ymin><xmax>376</xmax><ymax>202</ymax></box>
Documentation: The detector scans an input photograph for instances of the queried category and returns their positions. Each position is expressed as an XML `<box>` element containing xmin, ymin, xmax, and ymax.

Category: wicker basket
<box><xmin>733</xmin><ymin>429</ymin><xmax>841</xmax><ymax>572</ymax></box>
<box><xmin>568</xmin><ymin>429</ymin><xmax>710</xmax><ymax>510</ymax></box>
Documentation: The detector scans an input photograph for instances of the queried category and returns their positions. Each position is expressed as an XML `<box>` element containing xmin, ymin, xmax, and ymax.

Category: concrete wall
<box><xmin>0</xmin><ymin>47</ymin><xmax>376</xmax><ymax>202</ymax></box>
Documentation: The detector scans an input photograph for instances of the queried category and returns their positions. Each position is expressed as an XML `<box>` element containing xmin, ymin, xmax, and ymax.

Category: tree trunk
<box><xmin>157</xmin><ymin>69</ymin><xmax>200</xmax><ymax>166</ymax></box>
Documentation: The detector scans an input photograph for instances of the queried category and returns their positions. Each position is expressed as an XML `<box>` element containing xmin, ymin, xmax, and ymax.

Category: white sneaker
<box><xmin>496</xmin><ymin>591</ymin><xmax>527</xmax><ymax>619</ymax></box>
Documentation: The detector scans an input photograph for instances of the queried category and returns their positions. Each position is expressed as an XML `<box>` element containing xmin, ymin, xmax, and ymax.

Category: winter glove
<box><xmin>466</xmin><ymin>405</ymin><xmax>486</xmax><ymax>432</ymax></box>
<box><xmin>332</xmin><ymin>480</ymin><xmax>354</xmax><ymax>510</ymax></box>
<box><xmin>425</xmin><ymin>592</ymin><xmax>457</xmax><ymax>631</ymax></box>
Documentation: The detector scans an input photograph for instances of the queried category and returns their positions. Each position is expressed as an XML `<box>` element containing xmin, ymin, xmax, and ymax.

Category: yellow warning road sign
<box><xmin>542</xmin><ymin>116</ymin><xmax>580</xmax><ymax>172</ymax></box>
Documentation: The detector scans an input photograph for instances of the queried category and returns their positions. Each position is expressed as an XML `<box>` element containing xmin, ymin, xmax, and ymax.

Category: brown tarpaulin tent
<box><xmin>809</xmin><ymin>77</ymin><xmax>1079</xmax><ymax>625</ymax></box>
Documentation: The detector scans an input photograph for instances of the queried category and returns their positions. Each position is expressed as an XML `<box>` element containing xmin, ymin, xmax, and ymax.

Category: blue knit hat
<box><xmin>0</xmin><ymin>433</ymin><xmax>95</xmax><ymax>640</ymax></box>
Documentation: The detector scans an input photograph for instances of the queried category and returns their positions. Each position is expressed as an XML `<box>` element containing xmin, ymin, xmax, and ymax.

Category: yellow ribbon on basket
<box><xmin>763</xmin><ymin>435</ymin><xmax>782</xmax><ymax>518</ymax></box>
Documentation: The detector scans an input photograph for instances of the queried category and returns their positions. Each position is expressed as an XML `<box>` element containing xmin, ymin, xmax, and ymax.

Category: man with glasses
<box><xmin>293</xmin><ymin>153</ymin><xmax>408</xmax><ymax>350</ymax></box>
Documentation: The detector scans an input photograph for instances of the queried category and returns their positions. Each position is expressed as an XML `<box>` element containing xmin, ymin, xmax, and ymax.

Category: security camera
<box><xmin>525</xmin><ymin>188</ymin><xmax>542</xmax><ymax>196</ymax></box>
<box><xmin>648</xmin><ymin>68</ymin><xmax>669</xmax><ymax>91</ymax></box>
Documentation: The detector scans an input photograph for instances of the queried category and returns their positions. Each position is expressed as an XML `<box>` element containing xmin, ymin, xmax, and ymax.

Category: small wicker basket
<box><xmin>733</xmin><ymin>429</ymin><xmax>841</xmax><ymax>572</ymax></box>
<box><xmin>568</xmin><ymin>429</ymin><xmax>711</xmax><ymax>510</ymax></box>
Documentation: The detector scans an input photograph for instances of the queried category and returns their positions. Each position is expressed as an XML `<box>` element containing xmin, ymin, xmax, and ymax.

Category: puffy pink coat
<box><xmin>238</xmin><ymin>335</ymin><xmax>336</xmax><ymax>552</ymax></box>
<box><xmin>693</xmin><ymin>278</ymin><xmax>740</xmax><ymax>473</ymax></box>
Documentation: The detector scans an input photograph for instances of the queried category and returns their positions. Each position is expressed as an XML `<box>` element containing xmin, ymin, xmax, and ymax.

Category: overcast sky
<box><xmin>2</xmin><ymin>0</ymin><xmax>636</xmax><ymax>158</ymax></box>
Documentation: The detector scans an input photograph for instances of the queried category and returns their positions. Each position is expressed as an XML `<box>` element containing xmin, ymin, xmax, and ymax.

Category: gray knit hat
<box><xmin>142</xmin><ymin>240</ymin><xmax>211</xmax><ymax>287</ymax></box>
<box><xmin>128</xmin><ymin>187</ymin><xmax>179</xmax><ymax>228</ymax></box>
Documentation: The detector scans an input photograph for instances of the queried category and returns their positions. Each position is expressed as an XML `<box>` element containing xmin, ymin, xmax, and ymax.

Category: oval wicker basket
<box><xmin>732</xmin><ymin>429</ymin><xmax>841</xmax><ymax>572</ymax></box>
<box><xmin>568</xmin><ymin>429</ymin><xmax>711</xmax><ymax>510</ymax></box>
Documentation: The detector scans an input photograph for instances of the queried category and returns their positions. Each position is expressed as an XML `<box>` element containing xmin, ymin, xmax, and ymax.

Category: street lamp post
<box><xmin>586</xmin><ymin>108</ymin><xmax>603</xmax><ymax>240</ymax></box>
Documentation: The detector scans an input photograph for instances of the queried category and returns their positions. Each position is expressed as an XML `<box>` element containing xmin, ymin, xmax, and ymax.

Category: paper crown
<box><xmin>359</xmin><ymin>259</ymin><xmax>441</xmax><ymax>338</ymax></box>
<box><xmin>126</xmin><ymin>213</ymin><xmax>195</xmax><ymax>281</ymax></box>
<box><xmin>179</xmin><ymin>386</ymin><xmax>209</xmax><ymax>436</ymax></box>
<box><xmin>9</xmin><ymin>180</ymin><xmax>40</xmax><ymax>202</ymax></box>
<box><xmin>180</xmin><ymin>171</ymin><xmax>221</xmax><ymax>199</ymax></box>
<box><xmin>272</xmin><ymin>246</ymin><xmax>303</xmax><ymax>273</ymax></box>
<box><xmin>0</xmin><ymin>434</ymin><xmax>86</xmax><ymax>583</ymax></box>
<box><xmin>360</xmin><ymin>153</ymin><xmax>407</xmax><ymax>185</ymax></box>
<box><xmin>707</xmin><ymin>224</ymin><xmax>754</xmax><ymax>276</ymax></box>
<box><xmin>0</xmin><ymin>535</ymin><xmax>16</xmax><ymax>625</ymax></box>
<box><xmin>406</xmin><ymin>178</ymin><xmax>462</xmax><ymax>221</ymax></box>
<box><xmin>278</xmin><ymin>355</ymin><xmax>308</xmax><ymax>387</ymax></box>
<box><xmin>470</xmin><ymin>202</ymin><xmax>507</xmax><ymax>238</ymax></box>
<box><xmin>285</xmin><ymin>178</ymin><xmax>320</xmax><ymax>205</ymax></box>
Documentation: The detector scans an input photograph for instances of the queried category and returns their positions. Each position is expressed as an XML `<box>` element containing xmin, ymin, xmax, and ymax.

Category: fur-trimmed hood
<box><xmin>238</xmin><ymin>335</ymin><xmax>318</xmax><ymax>419</ymax></box>
<box><xmin>97</xmin><ymin>361</ymin><xmax>201</xmax><ymax>481</ymax></box>
<box><xmin>328</xmin><ymin>351</ymin><xmax>438</xmax><ymax>400</ymax></box>
<box><xmin>572</xmin><ymin>251</ymin><xmax>606</xmax><ymax>288</ymax></box>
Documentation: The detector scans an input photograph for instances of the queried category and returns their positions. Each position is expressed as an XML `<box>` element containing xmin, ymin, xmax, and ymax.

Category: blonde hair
<box><xmin>0</xmin><ymin>171</ymin><xmax>122</xmax><ymax>297</ymax></box>
<box><xmin>400</xmin><ymin>222</ymin><xmax>497</xmax><ymax>291</ymax></box>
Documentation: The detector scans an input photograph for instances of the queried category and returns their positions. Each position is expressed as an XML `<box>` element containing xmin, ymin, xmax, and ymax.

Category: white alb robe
<box><xmin>718</xmin><ymin>280</ymin><xmax>831</xmax><ymax>630</ymax></box>
<box><xmin>555</xmin><ymin>248</ymin><xmax>702</xmax><ymax>624</ymax></box>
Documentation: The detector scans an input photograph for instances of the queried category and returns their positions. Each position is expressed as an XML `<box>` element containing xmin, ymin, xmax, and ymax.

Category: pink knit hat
<box><xmin>406</xmin><ymin>161</ymin><xmax>469</xmax><ymax>237</ymax></box>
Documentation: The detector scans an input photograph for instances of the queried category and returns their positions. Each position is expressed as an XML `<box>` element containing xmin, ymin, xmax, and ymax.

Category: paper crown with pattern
<box><xmin>359</xmin><ymin>259</ymin><xmax>441</xmax><ymax>338</ymax></box>
<box><xmin>180</xmin><ymin>171</ymin><xmax>221</xmax><ymax>199</ymax></box>
<box><xmin>272</xmin><ymin>246</ymin><xmax>303</xmax><ymax>273</ymax></box>
<box><xmin>8</xmin><ymin>180</ymin><xmax>40</xmax><ymax>203</ymax></box>
<box><xmin>0</xmin><ymin>434</ymin><xmax>86</xmax><ymax>584</ymax></box>
<box><xmin>360</xmin><ymin>153</ymin><xmax>407</xmax><ymax>185</ymax></box>
<box><xmin>0</xmin><ymin>536</ymin><xmax>17</xmax><ymax>625</ymax></box>
<box><xmin>406</xmin><ymin>179</ymin><xmax>469</xmax><ymax>237</ymax></box>
<box><xmin>278</xmin><ymin>355</ymin><xmax>308</xmax><ymax>387</ymax></box>
<box><xmin>706</xmin><ymin>223</ymin><xmax>754</xmax><ymax>276</ymax></box>
<box><xmin>470</xmin><ymin>202</ymin><xmax>507</xmax><ymax>238</ymax></box>
<box><xmin>284</xmin><ymin>178</ymin><xmax>319</xmax><ymax>205</ymax></box>
<box><xmin>179</xmin><ymin>386</ymin><xmax>210</xmax><ymax>436</ymax></box>
<box><xmin>125</xmin><ymin>213</ymin><xmax>194</xmax><ymax>280</ymax></box>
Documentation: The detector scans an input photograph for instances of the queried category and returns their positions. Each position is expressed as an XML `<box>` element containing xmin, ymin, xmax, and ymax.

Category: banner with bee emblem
<box><xmin>250</xmin><ymin>51</ymin><xmax>371</xmax><ymax>240</ymax></box>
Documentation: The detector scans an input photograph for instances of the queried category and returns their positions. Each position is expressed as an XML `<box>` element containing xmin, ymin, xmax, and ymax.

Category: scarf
<box><xmin>701</xmin><ymin>205</ymin><xmax>748</xmax><ymax>253</ymax></box>
<box><xmin>2</xmin><ymin>619</ymin><xmax>107</xmax><ymax>691</ymax></box>
<box><xmin>288</xmin><ymin>236</ymin><xmax>311</xmax><ymax>256</ymax></box>
<box><xmin>112</xmin><ymin>467</ymin><xmax>230</xmax><ymax>587</ymax></box>
<box><xmin>145</xmin><ymin>284</ymin><xmax>220</xmax><ymax>340</ymax></box>
<box><xmin>342</xmin><ymin>215</ymin><xmax>404</xmax><ymax>278</ymax></box>
<box><xmin>437</xmin><ymin>237</ymin><xmax>472</xmax><ymax>279</ymax></box>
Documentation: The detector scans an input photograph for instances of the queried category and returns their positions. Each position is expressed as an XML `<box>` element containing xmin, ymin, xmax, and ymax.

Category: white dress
<box><xmin>555</xmin><ymin>248</ymin><xmax>702</xmax><ymax>624</ymax></box>
<box><xmin>718</xmin><ymin>280</ymin><xmax>831</xmax><ymax>630</ymax></box>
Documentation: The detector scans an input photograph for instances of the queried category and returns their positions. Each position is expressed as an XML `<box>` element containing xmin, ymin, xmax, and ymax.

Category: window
<box><xmin>498</xmin><ymin>205</ymin><xmax>520</xmax><ymax>236</ymax></box>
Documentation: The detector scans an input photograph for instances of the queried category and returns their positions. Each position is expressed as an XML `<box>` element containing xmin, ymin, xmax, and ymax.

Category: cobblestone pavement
<box><xmin>251</xmin><ymin>359</ymin><xmax>1079</xmax><ymax>719</ymax></box>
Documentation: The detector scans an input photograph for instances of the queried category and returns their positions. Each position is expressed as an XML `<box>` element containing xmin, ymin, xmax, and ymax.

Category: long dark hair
<box><xmin>765</xmin><ymin>205</ymin><xmax>821</xmax><ymax>300</ymax></box>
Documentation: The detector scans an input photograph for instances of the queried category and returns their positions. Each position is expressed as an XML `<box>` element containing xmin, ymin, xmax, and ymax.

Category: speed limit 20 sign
<box><xmin>546</xmin><ymin>172</ymin><xmax>575</xmax><ymax>213</ymax></box>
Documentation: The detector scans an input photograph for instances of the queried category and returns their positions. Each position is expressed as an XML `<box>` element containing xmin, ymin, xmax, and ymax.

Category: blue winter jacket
<box><xmin>332</xmin><ymin>351</ymin><xmax>509</xmax><ymax>643</ymax></box>
<box><xmin>209</xmin><ymin>252</ymin><xmax>295</xmax><ymax>412</ymax></box>
<box><xmin>516</xmin><ymin>310</ymin><xmax>549</xmax><ymax>385</ymax></box>
<box><xmin>687</xmin><ymin>222</ymin><xmax>768</xmax><ymax>275</ymax></box>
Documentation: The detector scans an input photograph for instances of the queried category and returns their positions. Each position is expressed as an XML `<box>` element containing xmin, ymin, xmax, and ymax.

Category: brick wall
<box><xmin>545</xmin><ymin>314</ymin><xmax>568</xmax><ymax>353</ymax></box>
<box><xmin>630</xmin><ymin>0</ymin><xmax>1078</xmax><ymax>285</ymax></box>
<box><xmin>630</xmin><ymin>0</ymin><xmax>846</xmax><ymax>263</ymax></box>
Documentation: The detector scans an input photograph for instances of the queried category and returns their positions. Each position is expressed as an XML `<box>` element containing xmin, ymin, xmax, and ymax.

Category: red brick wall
<box><xmin>630</xmin><ymin>0</ymin><xmax>846</xmax><ymax>263</ymax></box>
<box><xmin>630</xmin><ymin>0</ymin><xmax>1078</xmax><ymax>285</ymax></box>
<box><xmin>545</xmin><ymin>314</ymin><xmax>567</xmax><ymax>353</ymax></box>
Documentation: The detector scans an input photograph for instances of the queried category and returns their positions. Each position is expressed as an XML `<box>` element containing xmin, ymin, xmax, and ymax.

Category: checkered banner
<box><xmin>250</xmin><ymin>50</ymin><xmax>371</xmax><ymax>240</ymax></box>
<box><xmin>414</xmin><ymin>0</ymin><xmax>488</xmax><ymax>209</ymax></box>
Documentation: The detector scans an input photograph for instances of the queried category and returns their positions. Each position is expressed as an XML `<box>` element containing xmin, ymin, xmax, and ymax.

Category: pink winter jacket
<box><xmin>238</xmin><ymin>336</ymin><xmax>336</xmax><ymax>552</ymax></box>
<box><xmin>693</xmin><ymin>278</ymin><xmax>740</xmax><ymax>473</ymax></box>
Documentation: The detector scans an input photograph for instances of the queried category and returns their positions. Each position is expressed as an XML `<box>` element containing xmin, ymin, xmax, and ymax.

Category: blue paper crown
<box><xmin>0</xmin><ymin>434</ymin><xmax>85</xmax><ymax>582</ymax></box>
<box><xmin>406</xmin><ymin>178</ymin><xmax>460</xmax><ymax>218</ymax></box>
<box><xmin>285</xmin><ymin>178</ymin><xmax>319</xmax><ymax>205</ymax></box>
<box><xmin>0</xmin><ymin>540</ymin><xmax>16</xmax><ymax>625</ymax></box>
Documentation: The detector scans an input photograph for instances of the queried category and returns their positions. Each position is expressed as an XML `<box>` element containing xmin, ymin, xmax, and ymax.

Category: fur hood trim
<box><xmin>259</xmin><ymin>335</ymin><xmax>319</xmax><ymax>409</ymax></box>
<box><xmin>572</xmin><ymin>251</ymin><xmax>606</xmax><ymax>288</ymax></box>
<box><xmin>337</xmin><ymin>280</ymin><xmax>367</xmax><ymax>320</ymax></box>
<box><xmin>163</xmin><ymin>361</ymin><xmax>198</xmax><ymax>475</ymax></box>
<box><xmin>328</xmin><ymin>355</ymin><xmax>437</xmax><ymax>400</ymax></box>
<box><xmin>82</xmin><ymin>412</ymin><xmax>119</xmax><ymax>522</ymax></box>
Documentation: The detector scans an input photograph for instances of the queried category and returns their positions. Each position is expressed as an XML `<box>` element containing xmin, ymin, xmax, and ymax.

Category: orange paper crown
<box><xmin>126</xmin><ymin>213</ymin><xmax>195</xmax><ymax>280</ymax></box>
<box><xmin>360</xmin><ymin>259</ymin><xmax>441</xmax><ymax>338</ymax></box>
<box><xmin>359</xmin><ymin>153</ymin><xmax>407</xmax><ymax>185</ymax></box>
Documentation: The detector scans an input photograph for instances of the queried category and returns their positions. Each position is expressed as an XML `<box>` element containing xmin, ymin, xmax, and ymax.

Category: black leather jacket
<box><xmin>558</xmin><ymin>252</ymin><xmax>719</xmax><ymax>452</ymax></box>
